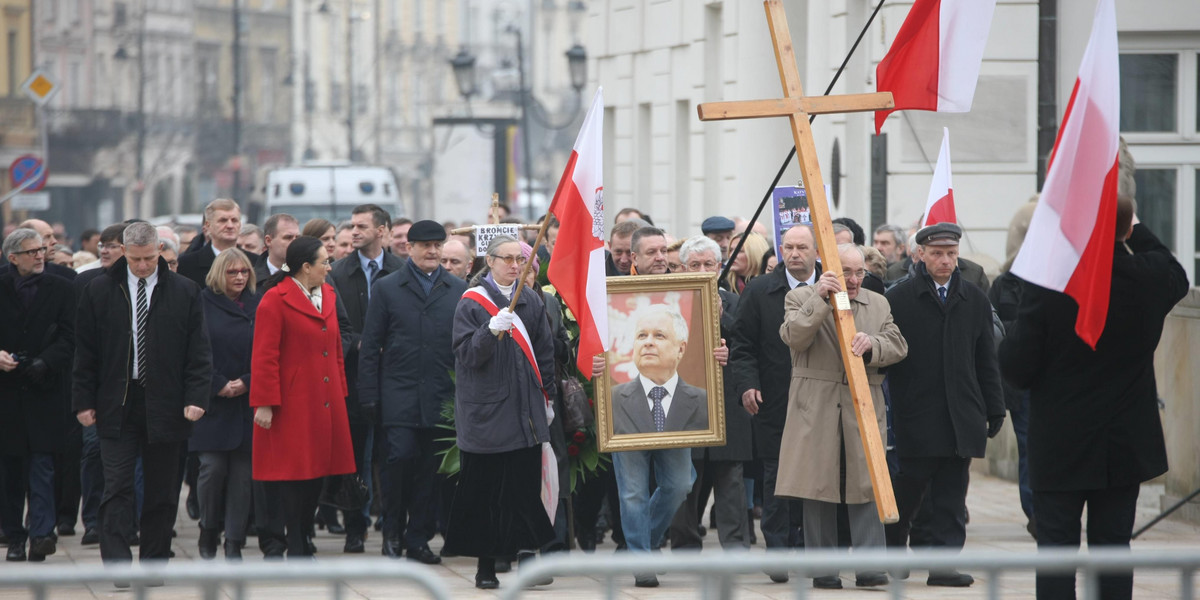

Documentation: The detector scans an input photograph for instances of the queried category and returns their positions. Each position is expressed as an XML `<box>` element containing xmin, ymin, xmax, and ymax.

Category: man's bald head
<box><xmin>440</xmin><ymin>238</ymin><xmax>472</xmax><ymax>279</ymax></box>
<box><xmin>18</xmin><ymin>219</ymin><xmax>56</xmax><ymax>249</ymax></box>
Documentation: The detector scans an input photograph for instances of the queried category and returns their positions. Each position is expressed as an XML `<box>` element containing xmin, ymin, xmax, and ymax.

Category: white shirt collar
<box><xmin>638</xmin><ymin>373</ymin><xmax>679</xmax><ymax>400</ymax></box>
<box><xmin>211</xmin><ymin>243</ymin><xmax>222</xmax><ymax>257</ymax></box>
<box><xmin>784</xmin><ymin>268</ymin><xmax>817</xmax><ymax>289</ymax></box>
<box><xmin>127</xmin><ymin>266</ymin><xmax>159</xmax><ymax>291</ymax></box>
<box><xmin>267</xmin><ymin>260</ymin><xmax>279</xmax><ymax>275</ymax></box>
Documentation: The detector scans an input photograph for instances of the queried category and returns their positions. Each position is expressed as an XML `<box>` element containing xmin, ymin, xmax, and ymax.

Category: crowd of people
<box><xmin>0</xmin><ymin>141</ymin><xmax>1186</xmax><ymax>597</ymax></box>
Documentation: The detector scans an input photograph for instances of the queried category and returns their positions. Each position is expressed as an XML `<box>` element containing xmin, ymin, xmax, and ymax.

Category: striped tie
<box><xmin>136</xmin><ymin>277</ymin><xmax>148</xmax><ymax>381</ymax></box>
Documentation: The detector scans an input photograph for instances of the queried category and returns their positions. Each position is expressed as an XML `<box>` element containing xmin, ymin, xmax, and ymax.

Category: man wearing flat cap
<box><xmin>325</xmin><ymin>204</ymin><xmax>405</xmax><ymax>553</ymax></box>
<box><xmin>882</xmin><ymin>222</ymin><xmax>1005</xmax><ymax>588</ymax></box>
<box><xmin>358</xmin><ymin>218</ymin><xmax>466</xmax><ymax>563</ymax></box>
<box><xmin>701</xmin><ymin>216</ymin><xmax>736</xmax><ymax>261</ymax></box>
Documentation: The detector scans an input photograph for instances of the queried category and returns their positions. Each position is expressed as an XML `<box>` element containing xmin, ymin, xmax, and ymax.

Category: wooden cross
<box><xmin>698</xmin><ymin>0</ymin><xmax>898</xmax><ymax>523</ymax></box>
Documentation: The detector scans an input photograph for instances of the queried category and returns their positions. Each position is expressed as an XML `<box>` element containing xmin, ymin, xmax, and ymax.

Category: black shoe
<box><xmin>56</xmin><ymin>523</ymin><xmax>76</xmax><ymax>537</ymax></box>
<box><xmin>327</xmin><ymin>522</ymin><xmax>346</xmax><ymax>535</ymax></box>
<box><xmin>186</xmin><ymin>492</ymin><xmax>200</xmax><ymax>521</ymax></box>
<box><xmin>81</xmin><ymin>528</ymin><xmax>99</xmax><ymax>545</ymax></box>
<box><xmin>6</xmin><ymin>543</ymin><xmax>27</xmax><ymax>562</ymax></box>
<box><xmin>305</xmin><ymin>535</ymin><xmax>317</xmax><ymax>555</ymax></box>
<box><xmin>517</xmin><ymin>550</ymin><xmax>553</xmax><ymax>586</ymax></box>
<box><xmin>28</xmin><ymin>537</ymin><xmax>55</xmax><ymax>562</ymax></box>
<box><xmin>382</xmin><ymin>539</ymin><xmax>403</xmax><ymax>558</ymax></box>
<box><xmin>374</xmin><ymin>517</ymin><xmax>383</xmax><ymax>532</ymax></box>
<box><xmin>766</xmin><ymin>571</ymin><xmax>789</xmax><ymax>584</ymax></box>
<box><xmin>856</xmin><ymin>572</ymin><xmax>889</xmax><ymax>587</ymax></box>
<box><xmin>198</xmin><ymin>528</ymin><xmax>219</xmax><ymax>560</ymax></box>
<box><xmin>343</xmin><ymin>533</ymin><xmax>365</xmax><ymax>554</ymax></box>
<box><xmin>128</xmin><ymin>532</ymin><xmax>140</xmax><ymax>546</ymax></box>
<box><xmin>495</xmin><ymin>559</ymin><xmax>512</xmax><ymax>573</ymax></box>
<box><xmin>407</xmin><ymin>545</ymin><xmax>442</xmax><ymax>565</ymax></box>
<box><xmin>224</xmin><ymin>540</ymin><xmax>242</xmax><ymax>561</ymax></box>
<box><xmin>1027</xmin><ymin>516</ymin><xmax>1038</xmax><ymax>541</ymax></box>
<box><xmin>113</xmin><ymin>581</ymin><xmax>130</xmax><ymax>589</ymax></box>
<box><xmin>475</xmin><ymin>573</ymin><xmax>500</xmax><ymax>589</ymax></box>
<box><xmin>634</xmin><ymin>573</ymin><xmax>659</xmax><ymax>588</ymax></box>
<box><xmin>0</xmin><ymin>533</ymin><xmax>7</xmax><ymax>545</ymax></box>
<box><xmin>577</xmin><ymin>534</ymin><xmax>596</xmax><ymax>552</ymax></box>
<box><xmin>813</xmin><ymin>575</ymin><xmax>843</xmax><ymax>589</ymax></box>
<box><xmin>928</xmin><ymin>571</ymin><xmax>974</xmax><ymax>587</ymax></box>
<box><xmin>747</xmin><ymin>510</ymin><xmax>758</xmax><ymax>545</ymax></box>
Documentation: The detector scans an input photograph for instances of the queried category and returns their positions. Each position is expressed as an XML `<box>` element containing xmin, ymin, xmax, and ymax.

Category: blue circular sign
<box><xmin>9</xmin><ymin>155</ymin><xmax>47</xmax><ymax>191</ymax></box>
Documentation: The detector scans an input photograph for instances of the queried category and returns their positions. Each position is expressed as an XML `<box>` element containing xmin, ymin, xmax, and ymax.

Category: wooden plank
<box><xmin>804</xmin><ymin>92</ymin><xmax>894</xmax><ymax>114</ymax></box>
<box><xmin>697</xmin><ymin>93</ymin><xmax>894</xmax><ymax>122</ymax></box>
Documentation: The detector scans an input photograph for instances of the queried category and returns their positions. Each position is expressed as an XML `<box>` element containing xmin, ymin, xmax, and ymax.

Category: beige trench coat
<box><xmin>775</xmin><ymin>286</ymin><xmax>907</xmax><ymax>504</ymax></box>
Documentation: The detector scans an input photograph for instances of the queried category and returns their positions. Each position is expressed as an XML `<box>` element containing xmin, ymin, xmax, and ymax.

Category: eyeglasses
<box><xmin>225</xmin><ymin>268</ymin><xmax>251</xmax><ymax>277</ymax></box>
<box><xmin>687</xmin><ymin>260</ymin><xmax>720</xmax><ymax>271</ymax></box>
<box><xmin>490</xmin><ymin>254</ymin><xmax>528</xmax><ymax>265</ymax></box>
<box><xmin>312</xmin><ymin>259</ymin><xmax>333</xmax><ymax>267</ymax></box>
<box><xmin>10</xmin><ymin>247</ymin><xmax>47</xmax><ymax>257</ymax></box>
<box><xmin>842</xmin><ymin>269</ymin><xmax>867</xmax><ymax>280</ymax></box>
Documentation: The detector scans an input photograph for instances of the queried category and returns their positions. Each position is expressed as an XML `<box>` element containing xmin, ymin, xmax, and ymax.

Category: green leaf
<box><xmin>437</xmin><ymin>445</ymin><xmax>460</xmax><ymax>476</ymax></box>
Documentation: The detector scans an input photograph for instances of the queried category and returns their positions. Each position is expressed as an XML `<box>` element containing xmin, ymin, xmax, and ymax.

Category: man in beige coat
<box><xmin>778</xmin><ymin>244</ymin><xmax>908</xmax><ymax>590</ymax></box>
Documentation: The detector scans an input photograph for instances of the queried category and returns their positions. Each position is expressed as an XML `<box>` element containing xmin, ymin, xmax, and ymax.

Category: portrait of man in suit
<box><xmin>612</xmin><ymin>305</ymin><xmax>709</xmax><ymax>435</ymax></box>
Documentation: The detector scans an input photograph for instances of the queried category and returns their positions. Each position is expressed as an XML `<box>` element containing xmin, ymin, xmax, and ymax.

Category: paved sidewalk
<box><xmin>1</xmin><ymin>474</ymin><xmax>1198</xmax><ymax>598</ymax></box>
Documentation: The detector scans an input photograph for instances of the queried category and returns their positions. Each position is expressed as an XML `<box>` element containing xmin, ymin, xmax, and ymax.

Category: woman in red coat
<box><xmin>250</xmin><ymin>236</ymin><xmax>355</xmax><ymax>557</ymax></box>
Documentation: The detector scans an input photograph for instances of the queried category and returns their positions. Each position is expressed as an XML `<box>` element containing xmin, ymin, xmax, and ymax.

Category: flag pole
<box><xmin>717</xmin><ymin>0</ymin><xmax>886</xmax><ymax>283</ymax></box>
<box><xmin>499</xmin><ymin>211</ymin><xmax>554</xmax><ymax>340</ymax></box>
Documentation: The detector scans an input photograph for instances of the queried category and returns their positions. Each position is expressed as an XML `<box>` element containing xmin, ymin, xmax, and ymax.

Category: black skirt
<box><xmin>442</xmin><ymin>445</ymin><xmax>556</xmax><ymax>557</ymax></box>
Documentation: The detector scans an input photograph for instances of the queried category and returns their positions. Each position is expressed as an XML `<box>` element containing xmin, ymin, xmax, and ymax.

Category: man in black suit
<box><xmin>253</xmin><ymin>213</ymin><xmax>300</xmax><ymax>287</ymax></box>
<box><xmin>0</xmin><ymin>229</ymin><xmax>76</xmax><ymax>562</ymax></box>
<box><xmin>327</xmin><ymin>203</ymin><xmax>405</xmax><ymax>554</ymax></box>
<box><xmin>73</xmin><ymin>222</ymin><xmax>212</xmax><ymax>578</ymax></box>
<box><xmin>1000</xmin><ymin>194</ymin><xmax>1188</xmax><ymax>599</ymax></box>
<box><xmin>0</xmin><ymin>220</ymin><xmax>76</xmax><ymax>282</ymax></box>
<box><xmin>178</xmin><ymin>198</ymin><xmax>253</xmax><ymax>286</ymax></box>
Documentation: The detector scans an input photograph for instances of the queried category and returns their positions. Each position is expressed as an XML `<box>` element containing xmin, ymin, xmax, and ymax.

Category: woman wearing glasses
<box><xmin>250</xmin><ymin>236</ymin><xmax>355</xmax><ymax>558</ymax></box>
<box><xmin>445</xmin><ymin>235</ymin><xmax>557</xmax><ymax>589</ymax></box>
<box><xmin>191</xmin><ymin>248</ymin><xmax>258</xmax><ymax>560</ymax></box>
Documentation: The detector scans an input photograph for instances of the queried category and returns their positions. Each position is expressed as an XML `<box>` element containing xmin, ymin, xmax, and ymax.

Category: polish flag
<box><xmin>547</xmin><ymin>89</ymin><xmax>610</xmax><ymax>377</ymax></box>
<box><xmin>874</xmin><ymin>0</ymin><xmax>997</xmax><ymax>134</ymax></box>
<box><xmin>922</xmin><ymin>127</ymin><xmax>956</xmax><ymax>226</ymax></box>
<box><xmin>1011</xmin><ymin>0</ymin><xmax>1120</xmax><ymax>349</ymax></box>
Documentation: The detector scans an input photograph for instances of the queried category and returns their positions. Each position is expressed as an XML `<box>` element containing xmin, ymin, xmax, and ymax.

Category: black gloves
<box><xmin>987</xmin><ymin>414</ymin><xmax>1005</xmax><ymax>438</ymax></box>
<box><xmin>17</xmin><ymin>358</ymin><xmax>48</xmax><ymax>383</ymax></box>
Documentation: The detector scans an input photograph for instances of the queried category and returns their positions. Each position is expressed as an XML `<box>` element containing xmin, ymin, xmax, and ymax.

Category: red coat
<box><xmin>250</xmin><ymin>279</ymin><xmax>355</xmax><ymax>481</ymax></box>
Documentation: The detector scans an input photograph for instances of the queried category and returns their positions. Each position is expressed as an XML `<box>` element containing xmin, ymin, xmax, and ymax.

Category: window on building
<box><xmin>6</xmin><ymin>31</ymin><xmax>17</xmax><ymax>96</ymax></box>
<box><xmin>1119</xmin><ymin>54</ymin><xmax>1178</xmax><ymax>133</ymax></box>
<box><xmin>114</xmin><ymin>3</ymin><xmax>127</xmax><ymax>27</ymax></box>
<box><xmin>260</xmin><ymin>49</ymin><xmax>277</xmax><ymax>122</ymax></box>
<box><xmin>331</xmin><ymin>81</ymin><xmax>342</xmax><ymax>113</ymax></box>
<box><xmin>1135</xmin><ymin>169</ymin><xmax>1177</xmax><ymax>249</ymax></box>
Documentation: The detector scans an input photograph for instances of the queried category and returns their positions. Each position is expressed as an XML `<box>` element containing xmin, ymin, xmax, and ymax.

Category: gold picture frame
<box><xmin>595</xmin><ymin>272</ymin><xmax>726</xmax><ymax>452</ymax></box>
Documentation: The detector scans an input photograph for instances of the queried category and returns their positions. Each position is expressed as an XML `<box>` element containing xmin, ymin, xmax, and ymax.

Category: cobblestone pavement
<box><xmin>1</xmin><ymin>474</ymin><xmax>1197</xmax><ymax>598</ymax></box>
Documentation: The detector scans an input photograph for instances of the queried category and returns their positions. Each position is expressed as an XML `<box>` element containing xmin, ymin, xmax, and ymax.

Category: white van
<box><xmin>261</xmin><ymin>161</ymin><xmax>404</xmax><ymax>225</ymax></box>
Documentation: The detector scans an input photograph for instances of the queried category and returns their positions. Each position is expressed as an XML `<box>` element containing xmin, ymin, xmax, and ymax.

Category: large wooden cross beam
<box><xmin>698</xmin><ymin>0</ymin><xmax>898</xmax><ymax>524</ymax></box>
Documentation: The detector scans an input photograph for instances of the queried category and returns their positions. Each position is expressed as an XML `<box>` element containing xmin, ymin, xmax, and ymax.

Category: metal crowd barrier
<box><xmin>499</xmin><ymin>548</ymin><xmax>1200</xmax><ymax>600</ymax></box>
<box><xmin>0</xmin><ymin>559</ymin><xmax>452</xmax><ymax>600</ymax></box>
<box><xmin>3</xmin><ymin>549</ymin><xmax>1199</xmax><ymax>599</ymax></box>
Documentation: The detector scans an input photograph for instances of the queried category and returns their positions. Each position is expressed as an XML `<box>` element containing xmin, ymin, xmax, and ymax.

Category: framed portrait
<box><xmin>595</xmin><ymin>272</ymin><xmax>726</xmax><ymax>452</ymax></box>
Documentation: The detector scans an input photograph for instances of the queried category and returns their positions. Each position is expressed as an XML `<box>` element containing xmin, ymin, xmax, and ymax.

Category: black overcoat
<box><xmin>72</xmin><ymin>257</ymin><xmax>213</xmax><ymax>443</ymax></box>
<box><xmin>885</xmin><ymin>262</ymin><xmax>1004</xmax><ymax>459</ymax></box>
<box><xmin>189</xmin><ymin>288</ymin><xmax>259</xmax><ymax>453</ymax></box>
<box><xmin>700</xmin><ymin>288</ymin><xmax>751</xmax><ymax>462</ymax></box>
<box><xmin>998</xmin><ymin>225</ymin><xmax>1188</xmax><ymax>492</ymax></box>
<box><xmin>0</xmin><ymin>271</ymin><xmax>75</xmax><ymax>455</ymax></box>
<box><xmin>328</xmin><ymin>249</ymin><xmax>405</xmax><ymax>423</ymax></box>
<box><xmin>358</xmin><ymin>263</ymin><xmax>466</xmax><ymax>428</ymax></box>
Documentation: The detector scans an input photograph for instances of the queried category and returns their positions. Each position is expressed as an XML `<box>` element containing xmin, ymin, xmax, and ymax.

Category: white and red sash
<box><xmin>462</xmin><ymin>285</ymin><xmax>559</xmax><ymax>522</ymax></box>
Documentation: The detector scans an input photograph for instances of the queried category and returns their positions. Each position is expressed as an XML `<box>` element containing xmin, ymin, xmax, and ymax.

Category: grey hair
<box><xmin>632</xmin><ymin>304</ymin><xmax>690</xmax><ymax>343</ymax></box>
<box><xmin>678</xmin><ymin>235</ymin><xmax>721</xmax><ymax>265</ymax></box>
<box><xmin>336</xmin><ymin>220</ymin><xmax>354</xmax><ymax>234</ymax></box>
<box><xmin>239</xmin><ymin>223</ymin><xmax>264</xmax><ymax>240</ymax></box>
<box><xmin>837</xmin><ymin>243</ymin><xmax>865</xmax><ymax>262</ymax></box>
<box><xmin>3</xmin><ymin>228</ymin><xmax>42</xmax><ymax>256</ymax></box>
<box><xmin>831</xmin><ymin>223</ymin><xmax>851</xmax><ymax>236</ymax></box>
<box><xmin>159</xmin><ymin>236</ymin><xmax>179</xmax><ymax>254</ymax></box>
<box><xmin>122</xmin><ymin>222</ymin><xmax>159</xmax><ymax>247</ymax></box>
<box><xmin>906</xmin><ymin>232</ymin><xmax>919</xmax><ymax>254</ymax></box>
<box><xmin>485</xmin><ymin>234</ymin><xmax>520</xmax><ymax>256</ymax></box>
<box><xmin>874</xmin><ymin>224</ymin><xmax>906</xmax><ymax>246</ymax></box>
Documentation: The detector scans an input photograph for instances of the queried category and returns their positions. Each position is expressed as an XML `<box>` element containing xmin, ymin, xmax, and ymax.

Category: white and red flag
<box><xmin>547</xmin><ymin>88</ymin><xmax>610</xmax><ymax>378</ymax></box>
<box><xmin>922</xmin><ymin>127</ymin><xmax>957</xmax><ymax>226</ymax></box>
<box><xmin>1011</xmin><ymin>0</ymin><xmax>1120</xmax><ymax>349</ymax></box>
<box><xmin>874</xmin><ymin>0</ymin><xmax>997</xmax><ymax>133</ymax></box>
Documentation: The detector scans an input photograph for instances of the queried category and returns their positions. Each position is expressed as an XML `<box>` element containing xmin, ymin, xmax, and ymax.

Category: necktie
<box><xmin>938</xmin><ymin>285</ymin><xmax>948</xmax><ymax>304</ymax></box>
<box><xmin>649</xmin><ymin>386</ymin><xmax>667</xmax><ymax>433</ymax></box>
<box><xmin>366</xmin><ymin>260</ymin><xmax>379</xmax><ymax>295</ymax></box>
<box><xmin>136</xmin><ymin>278</ymin><xmax>148</xmax><ymax>381</ymax></box>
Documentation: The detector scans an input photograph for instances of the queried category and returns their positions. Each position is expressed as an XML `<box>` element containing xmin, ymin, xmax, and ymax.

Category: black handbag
<box><xmin>319</xmin><ymin>474</ymin><xmax>369</xmax><ymax>512</ymax></box>
<box><xmin>560</xmin><ymin>376</ymin><xmax>594</xmax><ymax>433</ymax></box>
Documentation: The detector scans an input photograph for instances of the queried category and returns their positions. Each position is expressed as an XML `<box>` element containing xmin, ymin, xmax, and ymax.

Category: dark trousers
<box><xmin>886</xmin><ymin>455</ymin><xmax>970</xmax><ymax>550</ymax></box>
<box><xmin>54</xmin><ymin>419</ymin><xmax>82</xmax><ymax>528</ymax></box>
<box><xmin>197</xmin><ymin>448</ymin><xmax>252</xmax><ymax>542</ymax></box>
<box><xmin>1034</xmin><ymin>484</ymin><xmax>1139</xmax><ymax>600</ymax></box>
<box><xmin>253</xmin><ymin>480</ymin><xmax>287</xmax><ymax>556</ymax></box>
<box><xmin>263</xmin><ymin>478</ymin><xmax>323</xmax><ymax>557</ymax></box>
<box><xmin>382</xmin><ymin>426</ymin><xmax>438</xmax><ymax>550</ymax></box>
<box><xmin>761</xmin><ymin>457</ymin><xmax>803</xmax><ymax>548</ymax></box>
<box><xmin>341</xmin><ymin>420</ymin><xmax>371</xmax><ymax>537</ymax></box>
<box><xmin>80</xmin><ymin>425</ymin><xmax>103</xmax><ymax>531</ymax></box>
<box><xmin>669</xmin><ymin>458</ymin><xmax>747</xmax><ymax>549</ymax></box>
<box><xmin>1011</xmin><ymin>397</ymin><xmax>1035</xmax><ymax>520</ymax></box>
<box><xmin>0</xmin><ymin>453</ymin><xmax>56</xmax><ymax>541</ymax></box>
<box><xmin>97</xmin><ymin>387</ymin><xmax>181</xmax><ymax>563</ymax></box>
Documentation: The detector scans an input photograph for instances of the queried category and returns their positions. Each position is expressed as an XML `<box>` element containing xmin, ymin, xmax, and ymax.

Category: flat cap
<box><xmin>407</xmin><ymin>219</ymin><xmax>446</xmax><ymax>242</ymax></box>
<box><xmin>701</xmin><ymin>216</ymin><xmax>736</xmax><ymax>234</ymax></box>
<box><xmin>916</xmin><ymin>222</ymin><xmax>962</xmax><ymax>246</ymax></box>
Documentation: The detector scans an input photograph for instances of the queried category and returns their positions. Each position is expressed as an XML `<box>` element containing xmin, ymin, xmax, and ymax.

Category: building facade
<box><xmin>1</xmin><ymin>0</ymin><xmax>38</xmax><ymax>227</ymax></box>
